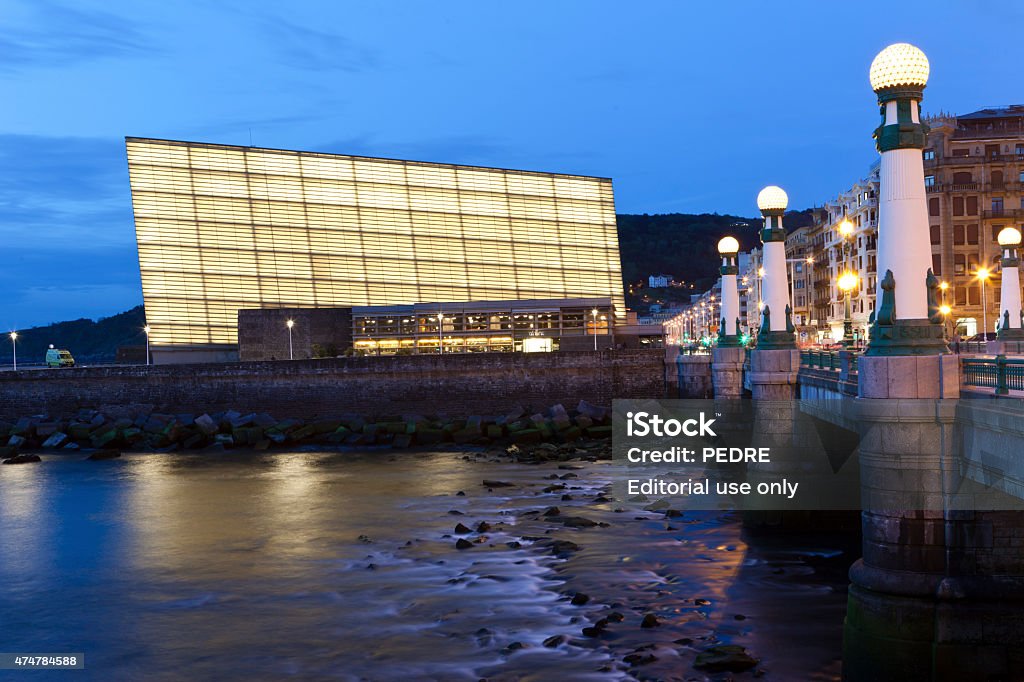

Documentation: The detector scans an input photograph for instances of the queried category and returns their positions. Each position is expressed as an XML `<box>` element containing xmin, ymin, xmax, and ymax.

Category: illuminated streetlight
<box><xmin>9</xmin><ymin>331</ymin><xmax>17</xmax><ymax>371</ymax></box>
<box><xmin>591</xmin><ymin>308</ymin><xmax>599</xmax><ymax>351</ymax></box>
<box><xmin>867</xmin><ymin>43</ymin><xmax>944</xmax><ymax>354</ymax></box>
<box><xmin>143</xmin><ymin>325</ymin><xmax>151</xmax><ymax>366</ymax></box>
<box><xmin>437</xmin><ymin>312</ymin><xmax>445</xmax><ymax>354</ymax></box>
<box><xmin>286</xmin><ymin>319</ymin><xmax>295</xmax><ymax>360</ymax></box>
<box><xmin>838</xmin><ymin>271</ymin><xmax>860</xmax><ymax>347</ymax></box>
<box><xmin>717</xmin><ymin>236</ymin><xmax>742</xmax><ymax>346</ymax></box>
<box><xmin>756</xmin><ymin>185</ymin><xmax>796</xmax><ymax>348</ymax></box>
<box><xmin>976</xmin><ymin>267</ymin><xmax>991</xmax><ymax>340</ymax></box>
<box><xmin>997</xmin><ymin>227</ymin><xmax>1024</xmax><ymax>341</ymax></box>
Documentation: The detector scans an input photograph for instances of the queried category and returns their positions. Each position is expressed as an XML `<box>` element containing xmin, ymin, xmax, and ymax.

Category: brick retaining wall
<box><xmin>0</xmin><ymin>350</ymin><xmax>667</xmax><ymax>421</ymax></box>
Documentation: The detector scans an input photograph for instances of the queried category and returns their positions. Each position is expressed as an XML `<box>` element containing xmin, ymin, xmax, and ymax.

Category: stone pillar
<box><xmin>747</xmin><ymin>348</ymin><xmax>800</xmax><ymax>401</ymax></box>
<box><xmin>675</xmin><ymin>351</ymin><xmax>712</xmax><ymax>398</ymax></box>
<box><xmin>711</xmin><ymin>346</ymin><xmax>744</xmax><ymax>399</ymax></box>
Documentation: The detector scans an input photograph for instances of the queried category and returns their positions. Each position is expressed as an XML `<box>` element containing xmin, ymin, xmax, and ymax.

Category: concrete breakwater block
<box><xmin>0</xmin><ymin>400</ymin><xmax>613</xmax><ymax>456</ymax></box>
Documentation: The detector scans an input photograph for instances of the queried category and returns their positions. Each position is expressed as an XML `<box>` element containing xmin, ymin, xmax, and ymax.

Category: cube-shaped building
<box><xmin>126</xmin><ymin>138</ymin><xmax>625</xmax><ymax>363</ymax></box>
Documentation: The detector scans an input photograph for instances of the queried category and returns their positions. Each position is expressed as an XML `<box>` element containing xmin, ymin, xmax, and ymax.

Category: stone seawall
<box><xmin>0</xmin><ymin>350</ymin><xmax>667</xmax><ymax>421</ymax></box>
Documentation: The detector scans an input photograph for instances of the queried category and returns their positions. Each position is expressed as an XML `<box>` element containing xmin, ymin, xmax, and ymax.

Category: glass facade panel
<box><xmin>128</xmin><ymin>138</ymin><xmax>624</xmax><ymax>348</ymax></box>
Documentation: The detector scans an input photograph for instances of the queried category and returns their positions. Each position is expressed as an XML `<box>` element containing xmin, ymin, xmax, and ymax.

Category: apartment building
<box><xmin>923</xmin><ymin>106</ymin><xmax>1024</xmax><ymax>336</ymax></box>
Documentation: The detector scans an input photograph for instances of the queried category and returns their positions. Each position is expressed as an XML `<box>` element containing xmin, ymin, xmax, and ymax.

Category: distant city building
<box><xmin>126</xmin><ymin>138</ymin><xmax>626</xmax><ymax>363</ymax></box>
<box><xmin>922</xmin><ymin>106</ymin><xmax>1024</xmax><ymax>336</ymax></box>
<box><xmin>648</xmin><ymin>274</ymin><xmax>673</xmax><ymax>288</ymax></box>
<box><xmin>350</xmin><ymin>297</ymin><xmax>617</xmax><ymax>355</ymax></box>
<box><xmin>809</xmin><ymin>167</ymin><xmax>879</xmax><ymax>343</ymax></box>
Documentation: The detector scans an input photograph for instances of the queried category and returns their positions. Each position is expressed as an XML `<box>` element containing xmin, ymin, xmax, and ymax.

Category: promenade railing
<box><xmin>800</xmin><ymin>349</ymin><xmax>859</xmax><ymax>373</ymax></box>
<box><xmin>962</xmin><ymin>355</ymin><xmax>1024</xmax><ymax>395</ymax></box>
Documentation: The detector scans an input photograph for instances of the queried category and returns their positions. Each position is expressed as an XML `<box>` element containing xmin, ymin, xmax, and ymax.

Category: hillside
<box><xmin>2</xmin><ymin>306</ymin><xmax>146</xmax><ymax>364</ymax></box>
<box><xmin>615</xmin><ymin>209</ymin><xmax>814</xmax><ymax>311</ymax></box>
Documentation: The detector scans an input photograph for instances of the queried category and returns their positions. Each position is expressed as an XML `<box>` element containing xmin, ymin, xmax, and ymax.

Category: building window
<box><xmin>966</xmin><ymin>196</ymin><xmax>978</xmax><ymax>216</ymax></box>
<box><xmin>930</xmin><ymin>225</ymin><xmax>941</xmax><ymax>245</ymax></box>
<box><xmin>993</xmin><ymin>197</ymin><xmax>1005</xmax><ymax>214</ymax></box>
<box><xmin>924</xmin><ymin>149</ymin><xmax>935</xmax><ymax>161</ymax></box>
<box><xmin>929</xmin><ymin>197</ymin><xmax>940</xmax><ymax>217</ymax></box>
<box><xmin>925</xmin><ymin>175</ymin><xmax>936</xmax><ymax>187</ymax></box>
<box><xmin>967</xmin><ymin>223</ymin><xmax>979</xmax><ymax>245</ymax></box>
<box><xmin>952</xmin><ymin>148</ymin><xmax>970</xmax><ymax>157</ymax></box>
<box><xmin>953</xmin><ymin>197</ymin><xmax>964</xmax><ymax>216</ymax></box>
<box><xmin>932</xmin><ymin>254</ymin><xmax>941</xmax><ymax>276</ymax></box>
<box><xmin>953</xmin><ymin>225</ymin><xmax>965</xmax><ymax>245</ymax></box>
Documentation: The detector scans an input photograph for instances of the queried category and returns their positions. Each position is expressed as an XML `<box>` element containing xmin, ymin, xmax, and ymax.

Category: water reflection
<box><xmin>0</xmin><ymin>452</ymin><xmax>852</xmax><ymax>680</ymax></box>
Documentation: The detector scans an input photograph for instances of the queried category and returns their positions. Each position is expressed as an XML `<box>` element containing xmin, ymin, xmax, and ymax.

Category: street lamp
<box><xmin>437</xmin><ymin>312</ymin><xmax>444</xmax><ymax>354</ymax></box>
<box><xmin>755</xmin><ymin>185</ymin><xmax>797</xmax><ymax>348</ymax></box>
<box><xmin>976</xmin><ymin>267</ymin><xmax>991</xmax><ymax>340</ymax></box>
<box><xmin>837</xmin><ymin>215</ymin><xmax>857</xmax><ymax>342</ymax></box>
<box><xmin>143</xmin><ymin>325</ymin><xmax>151</xmax><ymax>366</ymax></box>
<box><xmin>837</xmin><ymin>271</ymin><xmax>860</xmax><ymax>347</ymax></box>
<box><xmin>717</xmin><ymin>235</ymin><xmax>742</xmax><ymax>346</ymax></box>
<box><xmin>939</xmin><ymin>304</ymin><xmax>952</xmax><ymax>340</ymax></box>
<box><xmin>286</xmin><ymin>319</ymin><xmax>295</xmax><ymax>360</ymax></box>
<box><xmin>866</xmin><ymin>43</ymin><xmax>946</xmax><ymax>355</ymax></box>
<box><xmin>591</xmin><ymin>308</ymin><xmax>599</xmax><ymax>351</ymax></box>
<box><xmin>9</xmin><ymin>331</ymin><xmax>17</xmax><ymax>371</ymax></box>
<box><xmin>997</xmin><ymin>226</ymin><xmax>1024</xmax><ymax>341</ymax></box>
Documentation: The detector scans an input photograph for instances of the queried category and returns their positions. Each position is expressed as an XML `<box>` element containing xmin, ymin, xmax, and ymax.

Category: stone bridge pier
<box><xmin>842</xmin><ymin>355</ymin><xmax>1024</xmax><ymax>680</ymax></box>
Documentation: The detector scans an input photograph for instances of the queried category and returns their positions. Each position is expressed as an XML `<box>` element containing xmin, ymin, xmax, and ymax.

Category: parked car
<box><xmin>45</xmin><ymin>346</ymin><xmax>75</xmax><ymax>368</ymax></box>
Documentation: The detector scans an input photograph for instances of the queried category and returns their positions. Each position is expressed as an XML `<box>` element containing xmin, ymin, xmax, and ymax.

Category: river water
<box><xmin>0</xmin><ymin>450</ymin><xmax>852</xmax><ymax>680</ymax></box>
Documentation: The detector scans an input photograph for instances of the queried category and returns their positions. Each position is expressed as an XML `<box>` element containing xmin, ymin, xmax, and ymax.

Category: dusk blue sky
<box><xmin>1</xmin><ymin>0</ymin><xmax>1019</xmax><ymax>328</ymax></box>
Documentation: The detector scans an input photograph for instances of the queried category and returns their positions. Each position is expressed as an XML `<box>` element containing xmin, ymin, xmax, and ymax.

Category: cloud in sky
<box><xmin>0</xmin><ymin>0</ymin><xmax>158</xmax><ymax>71</ymax></box>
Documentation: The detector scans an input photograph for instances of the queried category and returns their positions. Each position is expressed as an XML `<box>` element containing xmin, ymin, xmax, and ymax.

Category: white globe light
<box><xmin>870</xmin><ymin>43</ymin><xmax>929</xmax><ymax>91</ymax></box>
<box><xmin>998</xmin><ymin>226</ymin><xmax>1022</xmax><ymax>247</ymax></box>
<box><xmin>717</xmin><ymin>236</ymin><xmax>740</xmax><ymax>255</ymax></box>
<box><xmin>756</xmin><ymin>185</ymin><xmax>788</xmax><ymax>212</ymax></box>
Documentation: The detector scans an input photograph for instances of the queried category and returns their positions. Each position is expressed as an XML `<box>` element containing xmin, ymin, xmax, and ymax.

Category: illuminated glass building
<box><xmin>126</xmin><ymin>138</ymin><xmax>625</xmax><ymax>363</ymax></box>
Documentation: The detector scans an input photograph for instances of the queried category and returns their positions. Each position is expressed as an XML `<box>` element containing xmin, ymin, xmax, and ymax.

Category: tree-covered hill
<box><xmin>615</xmin><ymin>209</ymin><xmax>814</xmax><ymax>291</ymax></box>
<box><xmin>1</xmin><ymin>306</ymin><xmax>146</xmax><ymax>364</ymax></box>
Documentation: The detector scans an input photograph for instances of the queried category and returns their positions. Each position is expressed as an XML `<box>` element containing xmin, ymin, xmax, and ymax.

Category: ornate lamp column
<box><xmin>864</xmin><ymin>43</ymin><xmax>947</xmax><ymax>355</ymax></box>
<box><xmin>755</xmin><ymin>186</ymin><xmax>796</xmax><ymax>349</ymax></box>
<box><xmin>716</xmin><ymin>236</ymin><xmax>742</xmax><ymax>347</ymax></box>
<box><xmin>997</xmin><ymin>227</ymin><xmax>1024</xmax><ymax>339</ymax></box>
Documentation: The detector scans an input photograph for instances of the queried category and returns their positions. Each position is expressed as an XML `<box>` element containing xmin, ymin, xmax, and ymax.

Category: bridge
<box><xmin>671</xmin><ymin>345</ymin><xmax>1024</xmax><ymax>679</ymax></box>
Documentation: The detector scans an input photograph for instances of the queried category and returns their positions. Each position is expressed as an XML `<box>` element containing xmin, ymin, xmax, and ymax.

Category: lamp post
<box><xmin>976</xmin><ymin>267</ymin><xmax>991</xmax><ymax>340</ymax></box>
<box><xmin>838</xmin><ymin>271</ymin><xmax>860</xmax><ymax>347</ymax></box>
<box><xmin>9</xmin><ymin>332</ymin><xmax>17</xmax><ymax>371</ymax></box>
<box><xmin>837</xmin><ymin>216</ymin><xmax>857</xmax><ymax>343</ymax></box>
<box><xmin>865</xmin><ymin>42</ymin><xmax>946</xmax><ymax>355</ymax></box>
<box><xmin>755</xmin><ymin>186</ymin><xmax>797</xmax><ymax>348</ymax></box>
<box><xmin>939</xmin><ymin>304</ymin><xmax>952</xmax><ymax>340</ymax></box>
<box><xmin>143</xmin><ymin>325</ymin><xmax>151</xmax><ymax>366</ymax></box>
<box><xmin>286</xmin><ymin>319</ymin><xmax>294</xmax><ymax>360</ymax></box>
<box><xmin>437</xmin><ymin>312</ymin><xmax>444</xmax><ymax>354</ymax></box>
<box><xmin>591</xmin><ymin>308</ymin><xmax>599</xmax><ymax>351</ymax></box>
<box><xmin>717</xmin><ymin>236</ymin><xmax>742</xmax><ymax>346</ymax></box>
<box><xmin>997</xmin><ymin>227</ymin><xmax>1024</xmax><ymax>341</ymax></box>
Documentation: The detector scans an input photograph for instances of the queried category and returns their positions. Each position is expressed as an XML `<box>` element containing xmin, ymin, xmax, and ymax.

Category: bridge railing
<box><xmin>962</xmin><ymin>355</ymin><xmax>1024</xmax><ymax>395</ymax></box>
<box><xmin>800</xmin><ymin>349</ymin><xmax>859</xmax><ymax>373</ymax></box>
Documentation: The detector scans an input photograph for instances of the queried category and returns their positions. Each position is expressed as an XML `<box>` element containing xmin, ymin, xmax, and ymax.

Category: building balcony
<box><xmin>982</xmin><ymin>208</ymin><xmax>1024</xmax><ymax>220</ymax></box>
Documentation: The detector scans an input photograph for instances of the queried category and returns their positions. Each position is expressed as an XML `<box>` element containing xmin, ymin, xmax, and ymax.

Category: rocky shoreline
<box><xmin>0</xmin><ymin>399</ymin><xmax>612</xmax><ymax>464</ymax></box>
